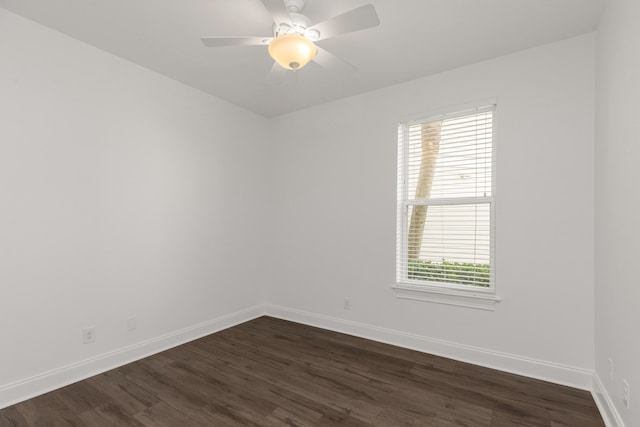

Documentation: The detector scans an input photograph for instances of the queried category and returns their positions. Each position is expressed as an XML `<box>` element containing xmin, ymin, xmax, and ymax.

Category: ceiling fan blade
<box><xmin>265</xmin><ymin>61</ymin><xmax>288</xmax><ymax>85</ymax></box>
<box><xmin>201</xmin><ymin>37</ymin><xmax>270</xmax><ymax>47</ymax></box>
<box><xmin>309</xmin><ymin>4</ymin><xmax>380</xmax><ymax>41</ymax></box>
<box><xmin>260</xmin><ymin>0</ymin><xmax>291</xmax><ymax>26</ymax></box>
<box><xmin>313</xmin><ymin>46</ymin><xmax>357</xmax><ymax>73</ymax></box>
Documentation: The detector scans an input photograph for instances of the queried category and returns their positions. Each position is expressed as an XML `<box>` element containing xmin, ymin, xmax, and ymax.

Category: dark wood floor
<box><xmin>0</xmin><ymin>316</ymin><xmax>604</xmax><ymax>426</ymax></box>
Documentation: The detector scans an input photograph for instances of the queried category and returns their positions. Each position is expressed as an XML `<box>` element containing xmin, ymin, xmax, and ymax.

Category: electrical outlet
<box><xmin>82</xmin><ymin>327</ymin><xmax>95</xmax><ymax>344</ymax></box>
<box><xmin>344</xmin><ymin>298</ymin><xmax>351</xmax><ymax>310</ymax></box>
<box><xmin>623</xmin><ymin>380</ymin><xmax>630</xmax><ymax>408</ymax></box>
<box><xmin>609</xmin><ymin>357</ymin><xmax>614</xmax><ymax>381</ymax></box>
<box><xmin>127</xmin><ymin>316</ymin><xmax>137</xmax><ymax>331</ymax></box>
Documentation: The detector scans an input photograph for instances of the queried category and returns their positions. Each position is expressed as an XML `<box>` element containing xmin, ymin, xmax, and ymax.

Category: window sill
<box><xmin>392</xmin><ymin>282</ymin><xmax>501</xmax><ymax>311</ymax></box>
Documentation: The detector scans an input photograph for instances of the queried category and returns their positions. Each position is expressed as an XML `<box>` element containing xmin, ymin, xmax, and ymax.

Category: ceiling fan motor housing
<box><xmin>290</xmin><ymin>13</ymin><xmax>312</xmax><ymax>33</ymax></box>
<box><xmin>273</xmin><ymin>11</ymin><xmax>316</xmax><ymax>39</ymax></box>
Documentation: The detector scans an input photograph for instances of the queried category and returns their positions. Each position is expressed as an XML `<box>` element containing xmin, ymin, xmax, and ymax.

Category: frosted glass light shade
<box><xmin>268</xmin><ymin>33</ymin><xmax>317</xmax><ymax>70</ymax></box>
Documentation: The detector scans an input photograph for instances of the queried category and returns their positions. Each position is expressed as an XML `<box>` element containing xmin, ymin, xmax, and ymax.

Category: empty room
<box><xmin>0</xmin><ymin>0</ymin><xmax>638</xmax><ymax>426</ymax></box>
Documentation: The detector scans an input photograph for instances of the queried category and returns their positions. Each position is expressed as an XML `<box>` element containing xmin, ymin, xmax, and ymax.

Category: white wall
<box><xmin>0</xmin><ymin>8</ymin><xmax>269</xmax><ymax>405</ymax></box>
<box><xmin>595</xmin><ymin>0</ymin><xmax>640</xmax><ymax>425</ymax></box>
<box><xmin>268</xmin><ymin>34</ymin><xmax>596</xmax><ymax>387</ymax></box>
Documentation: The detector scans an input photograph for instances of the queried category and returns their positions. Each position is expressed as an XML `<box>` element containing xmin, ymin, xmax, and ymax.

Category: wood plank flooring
<box><xmin>0</xmin><ymin>316</ymin><xmax>604</xmax><ymax>426</ymax></box>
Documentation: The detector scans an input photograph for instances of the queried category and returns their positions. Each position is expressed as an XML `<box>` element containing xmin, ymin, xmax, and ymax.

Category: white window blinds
<box><xmin>397</xmin><ymin>105</ymin><xmax>495</xmax><ymax>289</ymax></box>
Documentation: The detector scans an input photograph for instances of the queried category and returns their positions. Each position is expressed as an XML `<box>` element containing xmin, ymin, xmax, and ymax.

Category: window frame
<box><xmin>394</xmin><ymin>103</ymin><xmax>500</xmax><ymax>310</ymax></box>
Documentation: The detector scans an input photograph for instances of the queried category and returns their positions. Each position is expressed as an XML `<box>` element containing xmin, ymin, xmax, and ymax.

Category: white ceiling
<box><xmin>0</xmin><ymin>0</ymin><xmax>605</xmax><ymax>117</ymax></box>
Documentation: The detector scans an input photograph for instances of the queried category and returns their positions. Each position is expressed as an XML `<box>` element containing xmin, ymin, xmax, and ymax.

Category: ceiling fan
<box><xmin>201</xmin><ymin>0</ymin><xmax>380</xmax><ymax>76</ymax></box>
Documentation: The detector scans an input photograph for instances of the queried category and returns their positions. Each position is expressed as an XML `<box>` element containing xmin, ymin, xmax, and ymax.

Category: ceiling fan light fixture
<box><xmin>268</xmin><ymin>33</ymin><xmax>317</xmax><ymax>70</ymax></box>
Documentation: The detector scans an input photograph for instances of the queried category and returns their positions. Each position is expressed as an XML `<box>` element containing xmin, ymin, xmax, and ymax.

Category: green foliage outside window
<box><xmin>408</xmin><ymin>259</ymin><xmax>490</xmax><ymax>287</ymax></box>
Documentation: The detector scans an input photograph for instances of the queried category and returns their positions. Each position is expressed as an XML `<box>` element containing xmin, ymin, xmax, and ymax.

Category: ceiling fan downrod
<box><xmin>284</xmin><ymin>0</ymin><xmax>306</xmax><ymax>14</ymax></box>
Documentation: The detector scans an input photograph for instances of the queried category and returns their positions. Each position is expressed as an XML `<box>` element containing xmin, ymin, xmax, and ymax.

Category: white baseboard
<box><xmin>592</xmin><ymin>373</ymin><xmax>626</xmax><ymax>427</ymax></box>
<box><xmin>0</xmin><ymin>305</ymin><xmax>265</xmax><ymax>410</ymax></box>
<box><xmin>264</xmin><ymin>304</ymin><xmax>594</xmax><ymax>390</ymax></box>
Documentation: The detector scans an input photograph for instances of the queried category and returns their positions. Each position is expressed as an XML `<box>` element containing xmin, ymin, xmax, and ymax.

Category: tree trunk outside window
<box><xmin>407</xmin><ymin>121</ymin><xmax>442</xmax><ymax>260</ymax></box>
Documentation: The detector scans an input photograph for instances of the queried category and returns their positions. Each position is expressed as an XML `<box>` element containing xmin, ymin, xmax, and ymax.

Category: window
<box><xmin>395</xmin><ymin>105</ymin><xmax>498</xmax><ymax>309</ymax></box>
